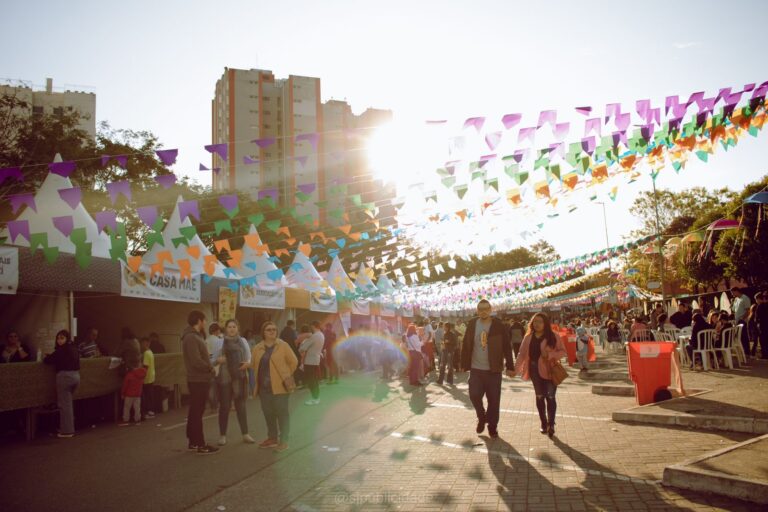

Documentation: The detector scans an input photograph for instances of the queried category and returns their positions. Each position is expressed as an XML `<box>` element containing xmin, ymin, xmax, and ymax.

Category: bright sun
<box><xmin>366</xmin><ymin>121</ymin><xmax>444</xmax><ymax>191</ymax></box>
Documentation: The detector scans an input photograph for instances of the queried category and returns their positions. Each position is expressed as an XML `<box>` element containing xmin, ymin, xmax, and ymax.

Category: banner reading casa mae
<box><xmin>239</xmin><ymin>284</ymin><xmax>285</xmax><ymax>310</ymax></box>
<box><xmin>120</xmin><ymin>263</ymin><xmax>201</xmax><ymax>303</ymax></box>
<box><xmin>0</xmin><ymin>246</ymin><xmax>19</xmax><ymax>295</ymax></box>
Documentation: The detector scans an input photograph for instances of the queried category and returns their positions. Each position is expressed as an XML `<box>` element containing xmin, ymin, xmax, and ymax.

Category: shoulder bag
<box><xmin>548</xmin><ymin>358</ymin><xmax>568</xmax><ymax>386</ymax></box>
<box><xmin>267</xmin><ymin>345</ymin><xmax>296</xmax><ymax>393</ymax></box>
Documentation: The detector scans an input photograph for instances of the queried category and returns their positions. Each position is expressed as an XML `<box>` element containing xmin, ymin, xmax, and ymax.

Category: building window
<box><xmin>32</xmin><ymin>106</ymin><xmax>44</xmax><ymax>115</ymax></box>
<box><xmin>53</xmin><ymin>107</ymin><xmax>64</xmax><ymax>116</ymax></box>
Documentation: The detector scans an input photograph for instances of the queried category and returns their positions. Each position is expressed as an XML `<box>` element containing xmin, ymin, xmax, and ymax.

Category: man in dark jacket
<box><xmin>670</xmin><ymin>303</ymin><xmax>693</xmax><ymax>329</ymax></box>
<box><xmin>460</xmin><ymin>299</ymin><xmax>514</xmax><ymax>439</ymax></box>
<box><xmin>182</xmin><ymin>310</ymin><xmax>218</xmax><ymax>455</ymax></box>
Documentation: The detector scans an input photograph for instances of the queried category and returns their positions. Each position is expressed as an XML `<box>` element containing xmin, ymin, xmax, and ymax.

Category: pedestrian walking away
<box><xmin>514</xmin><ymin>312</ymin><xmax>568</xmax><ymax>438</ymax></box>
<box><xmin>460</xmin><ymin>299</ymin><xmax>514</xmax><ymax>439</ymax></box>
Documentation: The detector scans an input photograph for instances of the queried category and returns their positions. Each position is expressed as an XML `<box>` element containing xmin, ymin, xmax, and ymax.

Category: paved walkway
<box><xmin>1</xmin><ymin>356</ymin><xmax>763</xmax><ymax>512</ymax></box>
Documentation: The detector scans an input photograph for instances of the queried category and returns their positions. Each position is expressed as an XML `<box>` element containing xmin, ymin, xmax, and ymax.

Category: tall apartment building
<box><xmin>211</xmin><ymin>68</ymin><xmax>395</xmax><ymax>223</ymax></box>
<box><xmin>0</xmin><ymin>78</ymin><xmax>96</xmax><ymax>137</ymax></box>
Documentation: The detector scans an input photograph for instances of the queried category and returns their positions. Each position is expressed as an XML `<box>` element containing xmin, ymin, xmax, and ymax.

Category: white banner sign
<box><xmin>310</xmin><ymin>291</ymin><xmax>338</xmax><ymax>313</ymax></box>
<box><xmin>400</xmin><ymin>304</ymin><xmax>414</xmax><ymax>318</ymax></box>
<box><xmin>120</xmin><ymin>263</ymin><xmax>201</xmax><ymax>303</ymax></box>
<box><xmin>0</xmin><ymin>246</ymin><xmax>19</xmax><ymax>295</ymax></box>
<box><xmin>239</xmin><ymin>284</ymin><xmax>286</xmax><ymax>310</ymax></box>
<box><xmin>379</xmin><ymin>302</ymin><xmax>396</xmax><ymax>317</ymax></box>
<box><xmin>351</xmin><ymin>299</ymin><xmax>370</xmax><ymax>316</ymax></box>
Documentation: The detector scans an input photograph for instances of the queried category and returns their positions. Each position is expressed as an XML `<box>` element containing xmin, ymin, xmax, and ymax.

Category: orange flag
<box><xmin>298</xmin><ymin>243</ymin><xmax>312</xmax><ymax>257</ymax></box>
<box><xmin>274</xmin><ymin>248</ymin><xmax>289</xmax><ymax>257</ymax></box>
<box><xmin>339</xmin><ymin>224</ymin><xmax>352</xmax><ymax>235</ymax></box>
<box><xmin>348</xmin><ymin>232</ymin><xmax>362</xmax><ymax>241</ymax></box>
<box><xmin>243</xmin><ymin>233</ymin><xmax>261</xmax><ymax>250</ymax></box>
<box><xmin>284</xmin><ymin>237</ymin><xmax>297</xmax><ymax>246</ymax></box>
<box><xmin>203</xmin><ymin>255</ymin><xmax>218</xmax><ymax>276</ymax></box>
<box><xmin>456</xmin><ymin>210</ymin><xmax>468</xmax><ymax>222</ymax></box>
<box><xmin>276</xmin><ymin>226</ymin><xmax>291</xmax><ymax>237</ymax></box>
<box><xmin>214</xmin><ymin>239</ymin><xmax>231</xmax><ymax>253</ymax></box>
<box><xmin>127</xmin><ymin>255</ymin><xmax>142</xmax><ymax>273</ymax></box>
<box><xmin>156</xmin><ymin>250</ymin><xmax>173</xmax><ymax>265</ymax></box>
<box><xmin>187</xmin><ymin>246</ymin><xmax>201</xmax><ymax>260</ymax></box>
<box><xmin>228</xmin><ymin>249</ymin><xmax>243</xmax><ymax>268</ymax></box>
<box><xmin>150</xmin><ymin>261</ymin><xmax>164</xmax><ymax>277</ymax></box>
<box><xmin>591</xmin><ymin>164</ymin><xmax>608</xmax><ymax>182</ymax></box>
<box><xmin>177</xmin><ymin>259</ymin><xmax>192</xmax><ymax>280</ymax></box>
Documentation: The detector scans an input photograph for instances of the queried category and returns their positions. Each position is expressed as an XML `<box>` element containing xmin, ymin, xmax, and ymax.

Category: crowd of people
<box><xmin>2</xmin><ymin>284</ymin><xmax>767</xmax><ymax>450</ymax></box>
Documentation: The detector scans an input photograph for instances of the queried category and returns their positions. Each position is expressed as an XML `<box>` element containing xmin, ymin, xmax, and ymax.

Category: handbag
<box><xmin>267</xmin><ymin>346</ymin><xmax>296</xmax><ymax>393</ymax></box>
<box><xmin>548</xmin><ymin>359</ymin><xmax>568</xmax><ymax>386</ymax></box>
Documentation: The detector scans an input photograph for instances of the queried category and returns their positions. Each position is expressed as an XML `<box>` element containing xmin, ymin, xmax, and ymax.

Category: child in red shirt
<box><xmin>119</xmin><ymin>366</ymin><xmax>147</xmax><ymax>426</ymax></box>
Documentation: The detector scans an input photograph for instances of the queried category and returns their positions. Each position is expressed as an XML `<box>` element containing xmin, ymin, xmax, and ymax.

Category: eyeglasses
<box><xmin>264</xmin><ymin>328</ymin><xmax>277</xmax><ymax>332</ymax></box>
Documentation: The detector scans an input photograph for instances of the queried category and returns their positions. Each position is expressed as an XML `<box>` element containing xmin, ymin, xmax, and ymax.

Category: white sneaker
<box><xmin>242</xmin><ymin>434</ymin><xmax>255</xmax><ymax>444</ymax></box>
<box><xmin>313</xmin><ymin>399</ymin><xmax>320</xmax><ymax>405</ymax></box>
<box><xmin>218</xmin><ymin>435</ymin><xmax>227</xmax><ymax>446</ymax></box>
<box><xmin>304</xmin><ymin>399</ymin><xmax>316</xmax><ymax>406</ymax></box>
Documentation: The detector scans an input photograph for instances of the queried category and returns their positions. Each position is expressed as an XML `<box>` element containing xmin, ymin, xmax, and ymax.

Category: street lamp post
<box><xmin>595</xmin><ymin>201</ymin><xmax>611</xmax><ymax>272</ymax></box>
<box><xmin>651</xmin><ymin>177</ymin><xmax>667</xmax><ymax>304</ymax></box>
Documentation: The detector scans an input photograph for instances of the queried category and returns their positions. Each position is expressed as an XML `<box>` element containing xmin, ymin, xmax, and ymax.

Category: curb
<box><xmin>662</xmin><ymin>434</ymin><xmax>768</xmax><ymax>504</ymax></box>
<box><xmin>612</xmin><ymin>410</ymin><xmax>768</xmax><ymax>434</ymax></box>
<box><xmin>591</xmin><ymin>384</ymin><xmax>635</xmax><ymax>396</ymax></box>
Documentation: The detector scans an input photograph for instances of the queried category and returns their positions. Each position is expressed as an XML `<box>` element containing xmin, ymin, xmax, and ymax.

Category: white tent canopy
<box><xmin>142</xmin><ymin>195</ymin><xmax>227</xmax><ymax>278</ymax></box>
<box><xmin>1</xmin><ymin>153</ymin><xmax>111</xmax><ymax>257</ymax></box>
<box><xmin>285</xmin><ymin>251</ymin><xmax>330</xmax><ymax>293</ymax></box>
<box><xmin>354</xmin><ymin>263</ymin><xmax>378</xmax><ymax>294</ymax></box>
<box><xmin>325</xmin><ymin>256</ymin><xmax>356</xmax><ymax>294</ymax></box>
<box><xmin>235</xmin><ymin>224</ymin><xmax>286</xmax><ymax>287</ymax></box>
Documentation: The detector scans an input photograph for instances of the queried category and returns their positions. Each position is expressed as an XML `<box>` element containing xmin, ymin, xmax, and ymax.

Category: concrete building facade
<box><xmin>0</xmin><ymin>78</ymin><xmax>96</xmax><ymax>137</ymax></box>
<box><xmin>211</xmin><ymin>68</ymin><xmax>394</xmax><ymax>223</ymax></box>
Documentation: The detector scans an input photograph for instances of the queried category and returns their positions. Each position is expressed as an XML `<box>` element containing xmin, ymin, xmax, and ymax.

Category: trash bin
<box><xmin>565</xmin><ymin>335</ymin><xmax>577</xmax><ymax>366</ymax></box>
<box><xmin>627</xmin><ymin>342</ymin><xmax>676</xmax><ymax>405</ymax></box>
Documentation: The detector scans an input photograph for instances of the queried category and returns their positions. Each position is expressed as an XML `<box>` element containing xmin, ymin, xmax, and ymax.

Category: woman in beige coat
<box><xmin>514</xmin><ymin>313</ymin><xmax>567</xmax><ymax>438</ymax></box>
<box><xmin>245</xmin><ymin>321</ymin><xmax>298</xmax><ymax>452</ymax></box>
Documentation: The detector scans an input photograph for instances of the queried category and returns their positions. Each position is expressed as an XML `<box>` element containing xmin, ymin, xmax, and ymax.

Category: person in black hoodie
<box><xmin>182</xmin><ymin>310</ymin><xmax>218</xmax><ymax>455</ymax></box>
<box><xmin>43</xmin><ymin>330</ymin><xmax>80</xmax><ymax>438</ymax></box>
<box><xmin>460</xmin><ymin>299</ymin><xmax>514</xmax><ymax>439</ymax></box>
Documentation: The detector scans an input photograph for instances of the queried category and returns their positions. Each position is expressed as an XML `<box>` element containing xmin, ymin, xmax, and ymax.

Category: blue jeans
<box><xmin>56</xmin><ymin>371</ymin><xmax>80</xmax><ymax>434</ymax></box>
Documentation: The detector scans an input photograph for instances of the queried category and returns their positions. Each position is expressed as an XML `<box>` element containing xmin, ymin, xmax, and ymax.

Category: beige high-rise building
<box><xmin>0</xmin><ymin>78</ymin><xmax>96</xmax><ymax>137</ymax></box>
<box><xmin>211</xmin><ymin>68</ymin><xmax>395</xmax><ymax>223</ymax></box>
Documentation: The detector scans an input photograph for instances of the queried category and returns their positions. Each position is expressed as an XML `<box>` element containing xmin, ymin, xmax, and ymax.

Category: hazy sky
<box><xmin>2</xmin><ymin>0</ymin><xmax>767</xmax><ymax>259</ymax></box>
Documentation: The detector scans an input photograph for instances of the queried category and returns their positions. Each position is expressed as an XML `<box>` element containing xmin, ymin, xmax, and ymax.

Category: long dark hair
<box><xmin>55</xmin><ymin>329</ymin><xmax>72</xmax><ymax>348</ymax></box>
<box><xmin>527</xmin><ymin>312</ymin><xmax>557</xmax><ymax>348</ymax></box>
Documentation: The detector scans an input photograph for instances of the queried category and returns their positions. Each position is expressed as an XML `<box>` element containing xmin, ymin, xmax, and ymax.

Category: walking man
<box><xmin>182</xmin><ymin>310</ymin><xmax>218</xmax><ymax>454</ymax></box>
<box><xmin>460</xmin><ymin>299</ymin><xmax>514</xmax><ymax>438</ymax></box>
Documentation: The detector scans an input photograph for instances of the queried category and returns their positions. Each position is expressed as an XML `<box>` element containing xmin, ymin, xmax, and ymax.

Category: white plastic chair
<box><xmin>680</xmin><ymin>326</ymin><xmax>692</xmax><ymax>336</ymax></box>
<box><xmin>713</xmin><ymin>327</ymin><xmax>735</xmax><ymax>369</ymax></box>
<box><xmin>729</xmin><ymin>325</ymin><xmax>748</xmax><ymax>366</ymax></box>
<box><xmin>664</xmin><ymin>328</ymin><xmax>682</xmax><ymax>340</ymax></box>
<box><xmin>629</xmin><ymin>329</ymin><xmax>654</xmax><ymax>342</ymax></box>
<box><xmin>693</xmin><ymin>329</ymin><xmax>719</xmax><ymax>371</ymax></box>
<box><xmin>677</xmin><ymin>336</ymin><xmax>690</xmax><ymax>366</ymax></box>
<box><xmin>653</xmin><ymin>331</ymin><xmax>675</xmax><ymax>342</ymax></box>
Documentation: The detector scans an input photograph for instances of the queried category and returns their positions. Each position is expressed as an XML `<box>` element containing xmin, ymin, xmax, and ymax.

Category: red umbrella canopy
<box><xmin>707</xmin><ymin>218</ymin><xmax>740</xmax><ymax>231</ymax></box>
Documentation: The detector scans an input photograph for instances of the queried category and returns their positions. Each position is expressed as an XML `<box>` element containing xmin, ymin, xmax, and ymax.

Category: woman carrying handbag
<box><xmin>244</xmin><ymin>321</ymin><xmax>298</xmax><ymax>452</ymax></box>
<box><xmin>514</xmin><ymin>313</ymin><xmax>567</xmax><ymax>438</ymax></box>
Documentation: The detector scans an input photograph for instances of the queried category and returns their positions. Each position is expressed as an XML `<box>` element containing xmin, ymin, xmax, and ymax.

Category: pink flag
<box><xmin>537</xmin><ymin>110</ymin><xmax>556</xmax><ymax>128</ymax></box>
<box><xmin>517</xmin><ymin>127</ymin><xmax>535</xmax><ymax>144</ymax></box>
<box><xmin>484</xmin><ymin>131</ymin><xmax>502</xmax><ymax>151</ymax></box>
<box><xmin>463</xmin><ymin>117</ymin><xmax>485</xmax><ymax>132</ymax></box>
<box><xmin>553</xmin><ymin>122</ymin><xmax>570</xmax><ymax>141</ymax></box>
<box><xmin>58</xmin><ymin>187</ymin><xmax>82</xmax><ymax>209</ymax></box>
<box><xmin>501</xmin><ymin>113</ymin><xmax>522</xmax><ymax>130</ymax></box>
<box><xmin>52</xmin><ymin>216</ymin><xmax>74</xmax><ymax>237</ymax></box>
<box><xmin>9</xmin><ymin>193</ymin><xmax>36</xmax><ymax>214</ymax></box>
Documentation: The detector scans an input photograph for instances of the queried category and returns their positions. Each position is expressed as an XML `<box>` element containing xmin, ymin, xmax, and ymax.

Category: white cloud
<box><xmin>673</xmin><ymin>41</ymin><xmax>702</xmax><ymax>49</ymax></box>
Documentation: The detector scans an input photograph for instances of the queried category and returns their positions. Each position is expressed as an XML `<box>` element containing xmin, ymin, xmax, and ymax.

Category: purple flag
<box><xmin>7</xmin><ymin>220</ymin><xmax>30</xmax><ymax>242</ymax></box>
<box><xmin>549</xmin><ymin>142</ymin><xmax>565</xmax><ymax>159</ymax></box>
<box><xmin>295</xmin><ymin>156</ymin><xmax>308</xmax><ymax>167</ymax></box>
<box><xmin>501</xmin><ymin>113</ymin><xmax>522</xmax><ymax>130</ymax></box>
<box><xmin>742</xmin><ymin>83</ymin><xmax>755</xmax><ymax>93</ymax></box>
<box><xmin>605</xmin><ymin>103</ymin><xmax>621</xmax><ymax>123</ymax></box>
<box><xmin>575</xmin><ymin>106</ymin><xmax>592</xmax><ymax>116</ymax></box>
<box><xmin>243</xmin><ymin>156</ymin><xmax>259</xmax><ymax>165</ymax></box>
<box><xmin>665</xmin><ymin>95</ymin><xmax>679</xmax><ymax>115</ymax></box>
<box><xmin>199</xmin><ymin>163</ymin><xmax>210</xmax><ymax>171</ymax></box>
<box><xmin>178</xmin><ymin>200</ymin><xmax>200</xmax><ymax>222</ymax></box>
<box><xmin>252</xmin><ymin>137</ymin><xmax>276</xmax><ymax>148</ymax></box>
<box><xmin>485</xmin><ymin>131</ymin><xmax>502</xmax><ymax>150</ymax></box>
<box><xmin>615</xmin><ymin>113</ymin><xmax>631</xmax><ymax>131</ymax></box>
<box><xmin>258</xmin><ymin>188</ymin><xmax>278</xmax><ymax>202</ymax></box>
<box><xmin>95</xmin><ymin>210</ymin><xmax>117</xmax><ymax>233</ymax></box>
<box><xmin>0</xmin><ymin>167</ymin><xmax>23</xmax><ymax>185</ymax></box>
<box><xmin>295</xmin><ymin>133</ymin><xmax>320</xmax><ymax>150</ymax></box>
<box><xmin>725</xmin><ymin>91</ymin><xmax>743</xmax><ymax>106</ymax></box>
<box><xmin>668</xmin><ymin>118</ymin><xmax>682</xmax><ymax>131</ymax></box>
<box><xmin>115</xmin><ymin>155</ymin><xmax>128</xmax><ymax>169</ymax></box>
<box><xmin>636</xmin><ymin>99</ymin><xmax>651</xmax><ymax>120</ymax></box>
<box><xmin>552</xmin><ymin>122</ymin><xmax>569</xmax><ymax>141</ymax></box>
<box><xmin>9</xmin><ymin>193</ymin><xmax>36</xmax><ymax>214</ymax></box>
<box><xmin>648</xmin><ymin>108</ymin><xmax>661</xmax><ymax>126</ymax></box>
<box><xmin>581</xmin><ymin>136</ymin><xmax>596</xmax><ymax>154</ymax></box>
<box><xmin>49</xmin><ymin>161</ymin><xmax>76</xmax><ymax>178</ymax></box>
<box><xmin>686</xmin><ymin>91</ymin><xmax>704</xmax><ymax>108</ymax></box>
<box><xmin>204</xmin><ymin>143</ymin><xmax>228</xmax><ymax>161</ymax></box>
<box><xmin>218</xmin><ymin>194</ymin><xmax>238</xmax><ymax>212</ymax></box>
<box><xmin>100</xmin><ymin>155</ymin><xmax>111</xmax><ymax>167</ymax></box>
<box><xmin>155</xmin><ymin>149</ymin><xmax>178</xmax><ymax>166</ymax></box>
<box><xmin>612</xmin><ymin>131</ymin><xmax>628</xmax><ymax>146</ymax></box>
<box><xmin>512</xmin><ymin>148</ymin><xmax>528</xmax><ymax>163</ymax></box>
<box><xmin>137</xmin><ymin>206</ymin><xmax>158</xmax><ymax>228</ymax></box>
<box><xmin>517</xmin><ymin>127</ymin><xmax>535</xmax><ymax>144</ymax></box>
<box><xmin>699</xmin><ymin>97</ymin><xmax>716</xmax><ymax>113</ymax></box>
<box><xmin>463</xmin><ymin>117</ymin><xmax>485</xmax><ymax>132</ymax></box>
<box><xmin>715</xmin><ymin>87</ymin><xmax>732</xmax><ymax>104</ymax></box>
<box><xmin>106</xmin><ymin>180</ymin><xmax>131</xmax><ymax>204</ymax></box>
<box><xmin>584</xmin><ymin>118</ymin><xmax>601</xmax><ymax>137</ymax></box>
<box><xmin>672</xmin><ymin>103</ymin><xmax>688</xmax><ymax>119</ymax></box>
<box><xmin>52</xmin><ymin>216</ymin><xmax>74</xmax><ymax>237</ymax></box>
<box><xmin>58</xmin><ymin>187</ymin><xmax>82</xmax><ymax>209</ymax></box>
<box><xmin>537</xmin><ymin>110</ymin><xmax>556</xmax><ymax>128</ymax></box>
<box><xmin>154</xmin><ymin>174</ymin><xmax>177</xmax><ymax>189</ymax></box>
<box><xmin>298</xmin><ymin>183</ymin><xmax>316</xmax><ymax>195</ymax></box>
<box><xmin>640</xmin><ymin>124</ymin><xmax>654</xmax><ymax>140</ymax></box>
<box><xmin>213</xmin><ymin>167</ymin><xmax>221</xmax><ymax>174</ymax></box>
